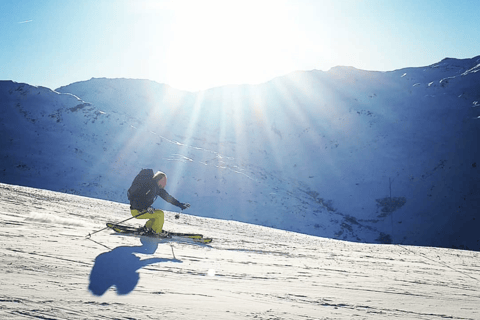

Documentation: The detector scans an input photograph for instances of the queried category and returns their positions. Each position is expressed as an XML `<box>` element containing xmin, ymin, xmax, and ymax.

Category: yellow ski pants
<box><xmin>131</xmin><ymin>209</ymin><xmax>164</xmax><ymax>233</ymax></box>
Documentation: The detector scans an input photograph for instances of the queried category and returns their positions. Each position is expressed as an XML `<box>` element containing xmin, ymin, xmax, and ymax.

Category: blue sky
<box><xmin>1</xmin><ymin>0</ymin><xmax>479</xmax><ymax>92</ymax></box>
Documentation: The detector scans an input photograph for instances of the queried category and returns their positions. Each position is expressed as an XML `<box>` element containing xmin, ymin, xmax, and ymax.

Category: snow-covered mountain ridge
<box><xmin>1</xmin><ymin>56</ymin><xmax>479</xmax><ymax>250</ymax></box>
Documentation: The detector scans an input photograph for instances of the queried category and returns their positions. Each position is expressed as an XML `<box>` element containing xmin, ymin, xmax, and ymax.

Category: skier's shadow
<box><xmin>89</xmin><ymin>236</ymin><xmax>181</xmax><ymax>296</ymax></box>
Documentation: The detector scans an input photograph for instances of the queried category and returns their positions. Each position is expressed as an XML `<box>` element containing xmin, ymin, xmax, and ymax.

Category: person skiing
<box><xmin>127</xmin><ymin>169</ymin><xmax>190</xmax><ymax>235</ymax></box>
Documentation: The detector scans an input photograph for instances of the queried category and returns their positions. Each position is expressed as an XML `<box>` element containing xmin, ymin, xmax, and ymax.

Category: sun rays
<box><xmin>107</xmin><ymin>67</ymin><xmax>351</xmax><ymax>221</ymax></box>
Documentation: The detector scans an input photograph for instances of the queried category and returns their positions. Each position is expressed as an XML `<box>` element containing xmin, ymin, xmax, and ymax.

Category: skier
<box><xmin>127</xmin><ymin>169</ymin><xmax>190</xmax><ymax>235</ymax></box>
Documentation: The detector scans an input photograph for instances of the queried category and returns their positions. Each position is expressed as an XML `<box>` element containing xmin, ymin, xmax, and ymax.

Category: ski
<box><xmin>106</xmin><ymin>223</ymin><xmax>213</xmax><ymax>244</ymax></box>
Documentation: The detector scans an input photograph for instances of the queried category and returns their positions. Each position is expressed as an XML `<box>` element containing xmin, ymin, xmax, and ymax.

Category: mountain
<box><xmin>1</xmin><ymin>183</ymin><xmax>479</xmax><ymax>318</ymax></box>
<box><xmin>1</xmin><ymin>56</ymin><xmax>479</xmax><ymax>250</ymax></box>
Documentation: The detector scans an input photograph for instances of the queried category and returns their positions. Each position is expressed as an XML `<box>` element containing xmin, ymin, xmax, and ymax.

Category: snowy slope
<box><xmin>0</xmin><ymin>183</ymin><xmax>479</xmax><ymax>319</ymax></box>
<box><xmin>1</xmin><ymin>56</ymin><xmax>480</xmax><ymax>250</ymax></box>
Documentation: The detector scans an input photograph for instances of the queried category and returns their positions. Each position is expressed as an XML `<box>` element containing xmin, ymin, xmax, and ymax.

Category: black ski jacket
<box><xmin>129</xmin><ymin>180</ymin><xmax>182</xmax><ymax>211</ymax></box>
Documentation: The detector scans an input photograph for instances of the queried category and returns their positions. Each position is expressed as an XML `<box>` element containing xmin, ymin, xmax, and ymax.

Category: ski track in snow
<box><xmin>1</xmin><ymin>183</ymin><xmax>479</xmax><ymax>319</ymax></box>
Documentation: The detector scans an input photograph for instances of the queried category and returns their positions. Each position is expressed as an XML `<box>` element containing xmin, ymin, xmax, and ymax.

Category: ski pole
<box><xmin>85</xmin><ymin>210</ymin><xmax>149</xmax><ymax>238</ymax></box>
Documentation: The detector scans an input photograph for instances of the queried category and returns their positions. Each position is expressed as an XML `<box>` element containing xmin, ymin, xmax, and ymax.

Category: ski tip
<box><xmin>194</xmin><ymin>238</ymin><xmax>213</xmax><ymax>244</ymax></box>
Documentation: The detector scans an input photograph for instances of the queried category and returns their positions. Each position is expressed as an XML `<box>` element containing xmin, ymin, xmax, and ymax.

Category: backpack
<box><xmin>127</xmin><ymin>169</ymin><xmax>154</xmax><ymax>201</ymax></box>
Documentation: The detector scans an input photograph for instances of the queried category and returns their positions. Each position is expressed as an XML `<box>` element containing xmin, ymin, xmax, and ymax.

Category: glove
<box><xmin>147</xmin><ymin>207</ymin><xmax>155</xmax><ymax>214</ymax></box>
<box><xmin>179</xmin><ymin>203</ymin><xmax>190</xmax><ymax>210</ymax></box>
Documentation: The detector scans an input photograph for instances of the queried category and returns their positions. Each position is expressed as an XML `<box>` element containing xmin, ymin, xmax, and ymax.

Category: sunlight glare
<box><xmin>160</xmin><ymin>0</ymin><xmax>303</xmax><ymax>91</ymax></box>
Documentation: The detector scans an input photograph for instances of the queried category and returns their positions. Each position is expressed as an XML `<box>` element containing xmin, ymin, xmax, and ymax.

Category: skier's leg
<box><xmin>130</xmin><ymin>209</ymin><xmax>164</xmax><ymax>233</ymax></box>
<box><xmin>131</xmin><ymin>209</ymin><xmax>154</xmax><ymax>229</ymax></box>
<box><xmin>150</xmin><ymin>209</ymin><xmax>165</xmax><ymax>233</ymax></box>
<box><xmin>144</xmin><ymin>219</ymin><xmax>154</xmax><ymax>229</ymax></box>
<box><xmin>131</xmin><ymin>209</ymin><xmax>149</xmax><ymax>220</ymax></box>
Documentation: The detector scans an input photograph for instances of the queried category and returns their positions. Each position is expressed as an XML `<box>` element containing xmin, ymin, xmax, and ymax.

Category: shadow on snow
<box><xmin>89</xmin><ymin>236</ymin><xmax>181</xmax><ymax>296</ymax></box>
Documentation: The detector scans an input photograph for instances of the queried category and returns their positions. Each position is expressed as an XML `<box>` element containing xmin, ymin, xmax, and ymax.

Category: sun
<box><xmin>158</xmin><ymin>0</ymin><xmax>302</xmax><ymax>91</ymax></box>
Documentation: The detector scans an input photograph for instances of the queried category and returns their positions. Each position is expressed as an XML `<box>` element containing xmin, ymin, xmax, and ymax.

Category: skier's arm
<box><xmin>157</xmin><ymin>188</ymin><xmax>183</xmax><ymax>208</ymax></box>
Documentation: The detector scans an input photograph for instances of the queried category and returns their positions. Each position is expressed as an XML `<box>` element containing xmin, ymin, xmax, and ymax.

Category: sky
<box><xmin>1</xmin><ymin>0</ymin><xmax>479</xmax><ymax>92</ymax></box>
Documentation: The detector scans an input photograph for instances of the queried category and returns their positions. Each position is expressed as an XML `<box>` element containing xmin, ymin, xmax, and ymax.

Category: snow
<box><xmin>1</xmin><ymin>56</ymin><xmax>480</xmax><ymax>251</ymax></box>
<box><xmin>1</xmin><ymin>183</ymin><xmax>479</xmax><ymax>319</ymax></box>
